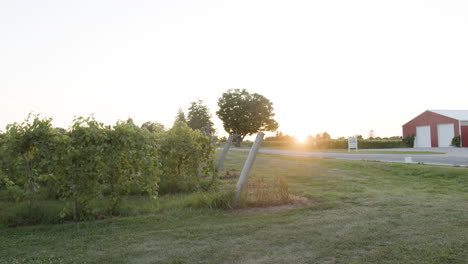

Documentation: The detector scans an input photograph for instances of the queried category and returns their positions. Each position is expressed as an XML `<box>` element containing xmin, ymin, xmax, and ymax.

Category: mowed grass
<box><xmin>336</xmin><ymin>150</ymin><xmax>444</xmax><ymax>155</ymax></box>
<box><xmin>263</xmin><ymin>146</ymin><xmax>444</xmax><ymax>155</ymax></box>
<box><xmin>1</xmin><ymin>151</ymin><xmax>467</xmax><ymax>264</ymax></box>
<box><xmin>237</xmin><ymin>144</ymin><xmax>444</xmax><ymax>154</ymax></box>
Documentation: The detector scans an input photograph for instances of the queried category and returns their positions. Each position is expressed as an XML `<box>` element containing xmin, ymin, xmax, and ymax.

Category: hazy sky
<box><xmin>1</xmin><ymin>0</ymin><xmax>467</xmax><ymax>140</ymax></box>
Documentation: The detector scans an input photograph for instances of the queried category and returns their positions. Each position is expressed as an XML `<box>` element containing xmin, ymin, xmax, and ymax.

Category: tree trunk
<box><xmin>177</xmin><ymin>158</ymin><xmax>183</xmax><ymax>176</ymax></box>
<box><xmin>110</xmin><ymin>176</ymin><xmax>115</xmax><ymax>195</ymax></box>
<box><xmin>234</xmin><ymin>135</ymin><xmax>243</xmax><ymax>147</ymax></box>
<box><xmin>73</xmin><ymin>198</ymin><xmax>78</xmax><ymax>221</ymax></box>
<box><xmin>22</xmin><ymin>154</ymin><xmax>34</xmax><ymax>215</ymax></box>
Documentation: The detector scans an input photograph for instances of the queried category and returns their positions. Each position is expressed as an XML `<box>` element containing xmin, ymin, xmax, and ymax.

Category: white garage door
<box><xmin>416</xmin><ymin>126</ymin><xmax>431</xmax><ymax>148</ymax></box>
<box><xmin>437</xmin><ymin>123</ymin><xmax>455</xmax><ymax>147</ymax></box>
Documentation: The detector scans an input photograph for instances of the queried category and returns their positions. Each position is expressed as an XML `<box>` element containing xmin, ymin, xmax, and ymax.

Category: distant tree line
<box><xmin>263</xmin><ymin>131</ymin><xmax>410</xmax><ymax>149</ymax></box>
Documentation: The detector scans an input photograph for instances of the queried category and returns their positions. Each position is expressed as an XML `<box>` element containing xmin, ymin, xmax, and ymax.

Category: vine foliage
<box><xmin>0</xmin><ymin>114</ymin><xmax>215</xmax><ymax>221</ymax></box>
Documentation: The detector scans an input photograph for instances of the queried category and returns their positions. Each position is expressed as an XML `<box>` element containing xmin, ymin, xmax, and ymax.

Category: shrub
<box><xmin>403</xmin><ymin>134</ymin><xmax>416</xmax><ymax>147</ymax></box>
<box><xmin>315</xmin><ymin>139</ymin><xmax>348</xmax><ymax>149</ymax></box>
<box><xmin>355</xmin><ymin>139</ymin><xmax>404</xmax><ymax>149</ymax></box>
<box><xmin>260</xmin><ymin>139</ymin><xmax>405</xmax><ymax>149</ymax></box>
<box><xmin>313</xmin><ymin>139</ymin><xmax>404</xmax><ymax>149</ymax></box>
<box><xmin>5</xmin><ymin>202</ymin><xmax>65</xmax><ymax>227</ymax></box>
<box><xmin>261</xmin><ymin>140</ymin><xmax>296</xmax><ymax>148</ymax></box>
<box><xmin>451</xmin><ymin>136</ymin><xmax>461</xmax><ymax>147</ymax></box>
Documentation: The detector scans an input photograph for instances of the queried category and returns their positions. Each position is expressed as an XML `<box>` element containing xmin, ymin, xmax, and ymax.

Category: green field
<box><xmin>1</xmin><ymin>151</ymin><xmax>467</xmax><ymax>264</ymax></box>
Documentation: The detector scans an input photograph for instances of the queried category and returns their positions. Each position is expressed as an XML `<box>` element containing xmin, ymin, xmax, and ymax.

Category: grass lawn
<box><xmin>260</xmin><ymin>146</ymin><xmax>444</xmax><ymax>155</ymax></box>
<box><xmin>235</xmin><ymin>144</ymin><xmax>445</xmax><ymax>154</ymax></box>
<box><xmin>335</xmin><ymin>150</ymin><xmax>445</xmax><ymax>155</ymax></box>
<box><xmin>1</xmin><ymin>151</ymin><xmax>467</xmax><ymax>264</ymax></box>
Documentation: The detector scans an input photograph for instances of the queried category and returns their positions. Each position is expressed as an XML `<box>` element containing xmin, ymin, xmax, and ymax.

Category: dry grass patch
<box><xmin>225</xmin><ymin>175</ymin><xmax>318</xmax><ymax>216</ymax></box>
<box><xmin>241</xmin><ymin>176</ymin><xmax>290</xmax><ymax>207</ymax></box>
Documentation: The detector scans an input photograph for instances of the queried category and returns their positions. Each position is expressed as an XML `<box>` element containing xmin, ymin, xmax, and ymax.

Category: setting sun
<box><xmin>294</xmin><ymin>134</ymin><xmax>309</xmax><ymax>144</ymax></box>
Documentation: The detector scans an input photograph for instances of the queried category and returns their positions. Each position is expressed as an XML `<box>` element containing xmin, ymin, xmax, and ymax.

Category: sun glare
<box><xmin>295</xmin><ymin>134</ymin><xmax>308</xmax><ymax>145</ymax></box>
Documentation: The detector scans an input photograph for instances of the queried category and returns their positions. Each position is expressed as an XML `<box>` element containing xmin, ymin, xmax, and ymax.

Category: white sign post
<box><xmin>348</xmin><ymin>137</ymin><xmax>358</xmax><ymax>152</ymax></box>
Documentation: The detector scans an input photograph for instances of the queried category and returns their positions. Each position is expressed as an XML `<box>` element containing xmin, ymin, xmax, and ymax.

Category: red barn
<box><xmin>402</xmin><ymin>110</ymin><xmax>468</xmax><ymax>148</ymax></box>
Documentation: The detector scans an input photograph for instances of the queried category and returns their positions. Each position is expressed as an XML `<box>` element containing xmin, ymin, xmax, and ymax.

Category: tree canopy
<box><xmin>216</xmin><ymin>89</ymin><xmax>278</xmax><ymax>145</ymax></box>
<box><xmin>174</xmin><ymin>108</ymin><xmax>187</xmax><ymax>124</ymax></box>
<box><xmin>187</xmin><ymin>100</ymin><xmax>214</xmax><ymax>136</ymax></box>
<box><xmin>316</xmin><ymin>132</ymin><xmax>331</xmax><ymax>140</ymax></box>
<box><xmin>141</xmin><ymin>121</ymin><xmax>165</xmax><ymax>134</ymax></box>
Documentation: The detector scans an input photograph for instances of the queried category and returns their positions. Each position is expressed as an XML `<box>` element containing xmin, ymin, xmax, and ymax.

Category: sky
<box><xmin>1</xmin><ymin>0</ymin><xmax>467</xmax><ymax>140</ymax></box>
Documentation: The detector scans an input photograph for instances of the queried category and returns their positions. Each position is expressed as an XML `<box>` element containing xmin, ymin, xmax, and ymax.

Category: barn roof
<box><xmin>430</xmin><ymin>110</ymin><xmax>468</xmax><ymax>121</ymax></box>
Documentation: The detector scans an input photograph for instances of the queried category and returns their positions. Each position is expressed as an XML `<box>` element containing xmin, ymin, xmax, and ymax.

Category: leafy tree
<box><xmin>216</xmin><ymin>89</ymin><xmax>278</xmax><ymax>146</ymax></box>
<box><xmin>175</xmin><ymin>108</ymin><xmax>187</xmax><ymax>124</ymax></box>
<box><xmin>187</xmin><ymin>100</ymin><xmax>214</xmax><ymax>136</ymax></box>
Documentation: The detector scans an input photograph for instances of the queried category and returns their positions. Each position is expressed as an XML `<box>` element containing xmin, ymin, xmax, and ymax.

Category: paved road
<box><xmin>230</xmin><ymin>148</ymin><xmax>468</xmax><ymax>167</ymax></box>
